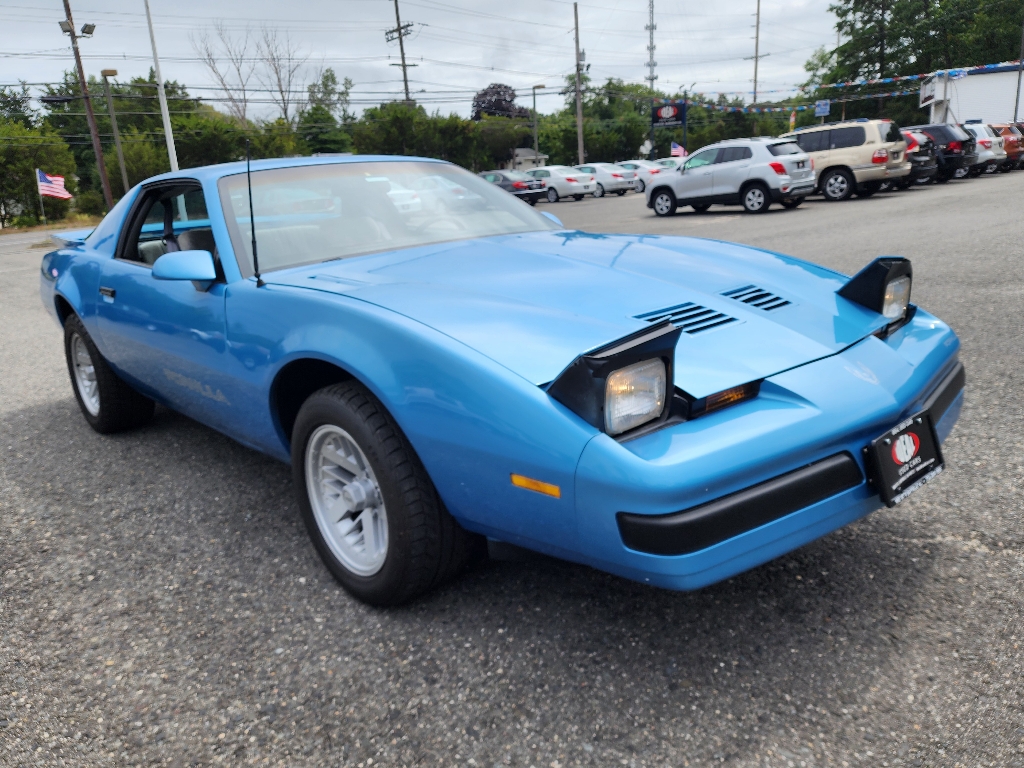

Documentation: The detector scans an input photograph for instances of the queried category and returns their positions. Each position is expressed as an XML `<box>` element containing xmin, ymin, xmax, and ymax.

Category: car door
<box><xmin>712</xmin><ymin>146</ymin><xmax>753</xmax><ymax>197</ymax></box>
<box><xmin>675</xmin><ymin>147</ymin><xmax>720</xmax><ymax>201</ymax></box>
<box><xmin>94</xmin><ymin>182</ymin><xmax>236</xmax><ymax>430</ymax></box>
<box><xmin>795</xmin><ymin>129</ymin><xmax>830</xmax><ymax>184</ymax></box>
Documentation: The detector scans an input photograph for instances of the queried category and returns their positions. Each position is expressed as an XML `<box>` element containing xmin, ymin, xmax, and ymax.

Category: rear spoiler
<box><xmin>50</xmin><ymin>228</ymin><xmax>94</xmax><ymax>248</ymax></box>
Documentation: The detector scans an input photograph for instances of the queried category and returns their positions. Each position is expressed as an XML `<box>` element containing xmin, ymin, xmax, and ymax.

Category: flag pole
<box><xmin>35</xmin><ymin>170</ymin><xmax>47</xmax><ymax>226</ymax></box>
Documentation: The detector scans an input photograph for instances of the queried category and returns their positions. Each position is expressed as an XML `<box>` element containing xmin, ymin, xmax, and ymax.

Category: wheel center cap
<box><xmin>342</xmin><ymin>477</ymin><xmax>380</xmax><ymax>512</ymax></box>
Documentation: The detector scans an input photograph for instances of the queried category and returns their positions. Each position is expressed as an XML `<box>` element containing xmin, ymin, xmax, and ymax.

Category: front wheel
<box><xmin>651</xmin><ymin>189</ymin><xmax>677</xmax><ymax>216</ymax></box>
<box><xmin>593</xmin><ymin>183</ymin><xmax>605</xmax><ymax>198</ymax></box>
<box><xmin>546</xmin><ymin>187</ymin><xmax>559</xmax><ymax>203</ymax></box>
<box><xmin>293</xmin><ymin>382</ymin><xmax>483</xmax><ymax>606</ymax></box>
<box><xmin>741</xmin><ymin>183</ymin><xmax>770</xmax><ymax>213</ymax></box>
<box><xmin>64</xmin><ymin>314</ymin><xmax>154</xmax><ymax>434</ymax></box>
<box><xmin>821</xmin><ymin>169</ymin><xmax>854</xmax><ymax>201</ymax></box>
<box><xmin>635</xmin><ymin>179</ymin><xmax>645</xmax><ymax>193</ymax></box>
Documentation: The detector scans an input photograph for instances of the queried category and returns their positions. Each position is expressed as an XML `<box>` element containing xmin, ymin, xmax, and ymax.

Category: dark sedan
<box><xmin>906</xmin><ymin>124</ymin><xmax>977</xmax><ymax>182</ymax></box>
<box><xmin>478</xmin><ymin>170</ymin><xmax>546</xmax><ymax>205</ymax></box>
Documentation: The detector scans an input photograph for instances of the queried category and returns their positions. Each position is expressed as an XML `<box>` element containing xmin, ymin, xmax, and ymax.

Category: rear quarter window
<box><xmin>796</xmin><ymin>130</ymin><xmax>828</xmax><ymax>153</ymax></box>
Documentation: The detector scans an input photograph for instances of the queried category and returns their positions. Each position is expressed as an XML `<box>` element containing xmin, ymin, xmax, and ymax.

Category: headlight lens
<box><xmin>882</xmin><ymin>276</ymin><xmax>911</xmax><ymax>319</ymax></box>
<box><xmin>604</xmin><ymin>358</ymin><xmax>666</xmax><ymax>435</ymax></box>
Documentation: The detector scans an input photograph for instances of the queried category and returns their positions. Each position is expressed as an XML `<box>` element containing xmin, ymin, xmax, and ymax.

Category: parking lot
<box><xmin>2</xmin><ymin>171</ymin><xmax>1023</xmax><ymax>768</ymax></box>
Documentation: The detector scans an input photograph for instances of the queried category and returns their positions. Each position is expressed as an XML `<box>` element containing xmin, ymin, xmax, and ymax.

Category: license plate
<box><xmin>865</xmin><ymin>411</ymin><xmax>943</xmax><ymax>507</ymax></box>
<box><xmin>797</xmin><ymin>161</ymin><xmax>805</xmax><ymax>168</ymax></box>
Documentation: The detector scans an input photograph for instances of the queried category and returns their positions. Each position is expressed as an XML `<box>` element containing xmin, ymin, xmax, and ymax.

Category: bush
<box><xmin>75</xmin><ymin>189</ymin><xmax>106</xmax><ymax>216</ymax></box>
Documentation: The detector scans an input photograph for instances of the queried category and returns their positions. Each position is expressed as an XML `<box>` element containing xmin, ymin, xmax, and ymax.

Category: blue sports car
<box><xmin>40</xmin><ymin>155</ymin><xmax>964</xmax><ymax>605</ymax></box>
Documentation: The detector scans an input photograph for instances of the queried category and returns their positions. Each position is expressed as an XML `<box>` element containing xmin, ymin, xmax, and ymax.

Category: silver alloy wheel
<box><xmin>305</xmin><ymin>424</ymin><xmax>389</xmax><ymax>576</ymax></box>
<box><xmin>70</xmin><ymin>332</ymin><xmax>100</xmax><ymax>416</ymax></box>
<box><xmin>744</xmin><ymin>186</ymin><xmax>766</xmax><ymax>211</ymax></box>
<box><xmin>824</xmin><ymin>172</ymin><xmax>849</xmax><ymax>199</ymax></box>
<box><xmin>594</xmin><ymin>183</ymin><xmax>605</xmax><ymax>198</ymax></box>
<box><xmin>653</xmin><ymin>192</ymin><xmax>674</xmax><ymax>216</ymax></box>
<box><xmin>547</xmin><ymin>188</ymin><xmax>559</xmax><ymax>203</ymax></box>
<box><xmin>635</xmin><ymin>179</ymin><xmax>645</xmax><ymax>193</ymax></box>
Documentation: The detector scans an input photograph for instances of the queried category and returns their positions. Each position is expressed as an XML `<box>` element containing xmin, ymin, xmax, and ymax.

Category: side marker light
<box><xmin>510</xmin><ymin>474</ymin><xmax>561</xmax><ymax>498</ymax></box>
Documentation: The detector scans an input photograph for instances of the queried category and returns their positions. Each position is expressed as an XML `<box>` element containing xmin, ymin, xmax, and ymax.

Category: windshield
<box><xmin>218</xmin><ymin>161</ymin><xmax>559</xmax><ymax>277</ymax></box>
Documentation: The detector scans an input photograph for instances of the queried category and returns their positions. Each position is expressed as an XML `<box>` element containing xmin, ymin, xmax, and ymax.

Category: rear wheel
<box><xmin>741</xmin><ymin>182</ymin><xmax>770</xmax><ymax>213</ymax></box>
<box><xmin>292</xmin><ymin>382</ymin><xmax>484</xmax><ymax>606</ymax></box>
<box><xmin>635</xmin><ymin>179</ymin><xmax>646</xmax><ymax>193</ymax></box>
<box><xmin>593</xmin><ymin>183</ymin><xmax>605</xmax><ymax>198</ymax></box>
<box><xmin>527</xmin><ymin>196</ymin><xmax>537</xmax><ymax>206</ymax></box>
<box><xmin>821</xmin><ymin>168</ymin><xmax>854</xmax><ymax>201</ymax></box>
<box><xmin>546</xmin><ymin>187</ymin><xmax>559</xmax><ymax>203</ymax></box>
<box><xmin>651</xmin><ymin>189</ymin><xmax>677</xmax><ymax>216</ymax></box>
<box><xmin>780</xmin><ymin>198</ymin><xmax>803</xmax><ymax>209</ymax></box>
<box><xmin>64</xmin><ymin>314</ymin><xmax>154</xmax><ymax>434</ymax></box>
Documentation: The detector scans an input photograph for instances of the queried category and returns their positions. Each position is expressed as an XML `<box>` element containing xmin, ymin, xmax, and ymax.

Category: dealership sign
<box><xmin>652</xmin><ymin>101</ymin><xmax>686</xmax><ymax>127</ymax></box>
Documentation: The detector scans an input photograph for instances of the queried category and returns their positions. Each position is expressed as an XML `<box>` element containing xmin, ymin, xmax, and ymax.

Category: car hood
<box><xmin>268</xmin><ymin>231</ymin><xmax>889</xmax><ymax>399</ymax></box>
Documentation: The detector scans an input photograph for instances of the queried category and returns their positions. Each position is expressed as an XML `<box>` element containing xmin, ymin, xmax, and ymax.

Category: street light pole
<box><xmin>532</xmin><ymin>84</ymin><xmax>545</xmax><ymax>157</ymax></box>
<box><xmin>61</xmin><ymin>0</ymin><xmax>113</xmax><ymax>210</ymax></box>
<box><xmin>143</xmin><ymin>0</ymin><xmax>178</xmax><ymax>172</ymax></box>
<box><xmin>1014</xmin><ymin>12</ymin><xmax>1024</xmax><ymax>123</ymax></box>
<box><xmin>100</xmin><ymin>70</ymin><xmax>129</xmax><ymax>195</ymax></box>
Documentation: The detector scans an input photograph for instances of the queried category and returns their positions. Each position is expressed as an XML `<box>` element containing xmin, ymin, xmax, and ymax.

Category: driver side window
<box><xmin>122</xmin><ymin>186</ymin><xmax>219</xmax><ymax>272</ymax></box>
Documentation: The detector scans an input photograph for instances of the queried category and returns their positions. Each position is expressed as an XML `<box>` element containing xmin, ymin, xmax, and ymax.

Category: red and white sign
<box><xmin>891</xmin><ymin>432</ymin><xmax>920</xmax><ymax>465</ymax></box>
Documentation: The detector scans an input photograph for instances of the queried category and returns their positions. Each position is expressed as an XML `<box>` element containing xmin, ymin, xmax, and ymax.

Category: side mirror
<box><xmin>152</xmin><ymin>249</ymin><xmax>217</xmax><ymax>288</ymax></box>
<box><xmin>541</xmin><ymin>211</ymin><xmax>563</xmax><ymax>228</ymax></box>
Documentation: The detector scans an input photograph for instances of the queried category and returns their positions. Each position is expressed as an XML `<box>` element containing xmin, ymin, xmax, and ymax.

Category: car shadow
<box><xmin>1</xmin><ymin>398</ymin><xmax>938</xmax><ymax>766</ymax></box>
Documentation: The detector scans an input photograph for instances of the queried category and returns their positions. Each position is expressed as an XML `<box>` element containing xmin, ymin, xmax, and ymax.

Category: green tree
<box><xmin>174</xmin><ymin>110</ymin><xmax>245</xmax><ymax>169</ymax></box>
<box><xmin>103</xmin><ymin>126</ymin><xmax>170</xmax><ymax>198</ymax></box>
<box><xmin>0</xmin><ymin>120</ymin><xmax>76</xmax><ymax>226</ymax></box>
<box><xmin>0</xmin><ymin>83</ymin><xmax>35</xmax><ymax>128</ymax></box>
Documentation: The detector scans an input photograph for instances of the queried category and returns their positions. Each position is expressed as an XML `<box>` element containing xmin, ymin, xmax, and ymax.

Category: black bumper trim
<box><xmin>922</xmin><ymin>361</ymin><xmax>965</xmax><ymax>420</ymax></box>
<box><xmin>616</xmin><ymin>453</ymin><xmax>864</xmax><ymax>556</ymax></box>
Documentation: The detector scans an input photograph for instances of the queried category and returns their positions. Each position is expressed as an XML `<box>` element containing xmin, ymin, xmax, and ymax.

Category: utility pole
<box><xmin>61</xmin><ymin>0</ymin><xmax>112</xmax><ymax>209</ymax></box>
<box><xmin>573</xmin><ymin>3</ymin><xmax>585</xmax><ymax>165</ymax></box>
<box><xmin>143</xmin><ymin>0</ymin><xmax>178</xmax><ymax>172</ymax></box>
<box><xmin>100</xmin><ymin>70</ymin><xmax>129</xmax><ymax>194</ymax></box>
<box><xmin>386</xmin><ymin>0</ymin><xmax>414</xmax><ymax>103</ymax></box>
<box><xmin>645</xmin><ymin>0</ymin><xmax>658</xmax><ymax>160</ymax></box>
<box><xmin>1014</xmin><ymin>12</ymin><xmax>1024</xmax><ymax>123</ymax></box>
<box><xmin>532</xmin><ymin>84</ymin><xmax>545</xmax><ymax>157</ymax></box>
<box><xmin>752</xmin><ymin>0</ymin><xmax>761</xmax><ymax>104</ymax></box>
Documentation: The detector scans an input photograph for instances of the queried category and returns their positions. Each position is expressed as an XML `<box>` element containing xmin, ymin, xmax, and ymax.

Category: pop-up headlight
<box><xmin>547</xmin><ymin>322</ymin><xmax>681</xmax><ymax>438</ymax></box>
<box><xmin>838</xmin><ymin>256</ymin><xmax>913</xmax><ymax>322</ymax></box>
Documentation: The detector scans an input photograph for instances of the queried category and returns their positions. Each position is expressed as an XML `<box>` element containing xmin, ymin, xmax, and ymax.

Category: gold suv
<box><xmin>780</xmin><ymin>119</ymin><xmax>910</xmax><ymax>201</ymax></box>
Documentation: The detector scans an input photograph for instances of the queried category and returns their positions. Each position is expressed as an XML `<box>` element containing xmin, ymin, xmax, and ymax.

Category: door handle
<box><xmin>99</xmin><ymin>286</ymin><xmax>116</xmax><ymax>298</ymax></box>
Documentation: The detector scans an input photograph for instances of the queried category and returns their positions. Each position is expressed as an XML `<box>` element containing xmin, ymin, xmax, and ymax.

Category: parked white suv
<box><xmin>525</xmin><ymin>166</ymin><xmax>596</xmax><ymax>202</ymax></box>
<box><xmin>645</xmin><ymin>138</ymin><xmax>815</xmax><ymax>216</ymax></box>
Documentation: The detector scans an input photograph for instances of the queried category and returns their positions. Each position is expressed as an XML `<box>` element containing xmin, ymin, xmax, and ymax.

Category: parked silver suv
<box><xmin>646</xmin><ymin>138</ymin><xmax>815</xmax><ymax>216</ymax></box>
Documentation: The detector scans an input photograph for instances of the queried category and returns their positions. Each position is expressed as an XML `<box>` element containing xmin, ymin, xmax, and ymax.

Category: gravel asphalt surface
<box><xmin>2</xmin><ymin>174</ymin><xmax>1022</xmax><ymax>768</ymax></box>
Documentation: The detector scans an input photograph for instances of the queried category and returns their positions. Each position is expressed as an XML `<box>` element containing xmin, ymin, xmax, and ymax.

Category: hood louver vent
<box><xmin>722</xmin><ymin>285</ymin><xmax>791</xmax><ymax>311</ymax></box>
<box><xmin>635</xmin><ymin>302</ymin><xmax>737</xmax><ymax>334</ymax></box>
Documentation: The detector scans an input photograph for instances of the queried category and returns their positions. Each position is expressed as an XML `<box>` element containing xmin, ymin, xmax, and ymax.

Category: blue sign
<box><xmin>814</xmin><ymin>99</ymin><xmax>831</xmax><ymax>117</ymax></box>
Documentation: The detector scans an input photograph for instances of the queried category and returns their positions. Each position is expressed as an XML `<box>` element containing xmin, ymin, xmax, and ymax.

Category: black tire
<box><xmin>63</xmin><ymin>314</ymin><xmax>154</xmax><ymax>434</ymax></box>
<box><xmin>292</xmin><ymin>382</ymin><xmax>484</xmax><ymax>606</ymax></box>
<box><xmin>546</xmin><ymin>187</ymin><xmax>559</xmax><ymax>203</ymax></box>
<box><xmin>780</xmin><ymin>198</ymin><xmax>803</xmax><ymax>209</ymax></box>
<box><xmin>856</xmin><ymin>181</ymin><xmax>881</xmax><ymax>198</ymax></box>
<box><xmin>635</xmin><ymin>179</ymin><xmax>645</xmax><ymax>193</ymax></box>
<box><xmin>999</xmin><ymin>163</ymin><xmax>1013</xmax><ymax>173</ymax></box>
<box><xmin>593</xmin><ymin>183</ymin><xmax>605</xmax><ymax>198</ymax></box>
<box><xmin>935</xmin><ymin>172</ymin><xmax>950</xmax><ymax>183</ymax></box>
<box><xmin>616</xmin><ymin>190</ymin><xmax>626</xmax><ymax>196</ymax></box>
<box><xmin>741</xmin><ymin>182</ymin><xmax>771</xmax><ymax>213</ymax></box>
<box><xmin>820</xmin><ymin>168</ymin><xmax>854</xmax><ymax>201</ymax></box>
<box><xmin>651</xmin><ymin>188</ymin><xmax>677</xmax><ymax>216</ymax></box>
<box><xmin>691</xmin><ymin>203</ymin><xmax>711</xmax><ymax>213</ymax></box>
<box><xmin>573</xmin><ymin>194</ymin><xmax>584</xmax><ymax>201</ymax></box>
<box><xmin>527</xmin><ymin>197</ymin><xmax>537</xmax><ymax>206</ymax></box>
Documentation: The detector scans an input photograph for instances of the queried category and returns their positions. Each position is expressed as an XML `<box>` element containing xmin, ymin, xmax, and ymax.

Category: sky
<box><xmin>1</xmin><ymin>0</ymin><xmax>838</xmax><ymax>119</ymax></box>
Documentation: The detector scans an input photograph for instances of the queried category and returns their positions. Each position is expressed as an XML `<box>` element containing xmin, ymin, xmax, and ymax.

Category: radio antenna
<box><xmin>245</xmin><ymin>139</ymin><xmax>265</xmax><ymax>288</ymax></box>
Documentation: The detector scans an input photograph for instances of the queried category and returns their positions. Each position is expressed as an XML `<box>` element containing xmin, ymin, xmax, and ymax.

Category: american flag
<box><xmin>670</xmin><ymin>142</ymin><xmax>688</xmax><ymax>157</ymax></box>
<box><xmin>37</xmin><ymin>169</ymin><xmax>73</xmax><ymax>200</ymax></box>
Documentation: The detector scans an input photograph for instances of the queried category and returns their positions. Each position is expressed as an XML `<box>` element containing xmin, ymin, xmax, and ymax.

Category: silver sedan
<box><xmin>574</xmin><ymin>163</ymin><xmax>635</xmax><ymax>197</ymax></box>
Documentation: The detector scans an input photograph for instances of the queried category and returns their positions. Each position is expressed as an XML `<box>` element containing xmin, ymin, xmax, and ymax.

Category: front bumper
<box><xmin>571</xmin><ymin>309</ymin><xmax>962</xmax><ymax>591</ymax></box>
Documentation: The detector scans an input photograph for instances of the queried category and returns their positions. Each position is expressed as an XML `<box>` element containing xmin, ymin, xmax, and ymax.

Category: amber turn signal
<box><xmin>510</xmin><ymin>474</ymin><xmax>561</xmax><ymax>498</ymax></box>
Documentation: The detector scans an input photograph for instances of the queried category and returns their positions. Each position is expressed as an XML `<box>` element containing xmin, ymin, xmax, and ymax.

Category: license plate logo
<box><xmin>865</xmin><ymin>412</ymin><xmax>943</xmax><ymax>506</ymax></box>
